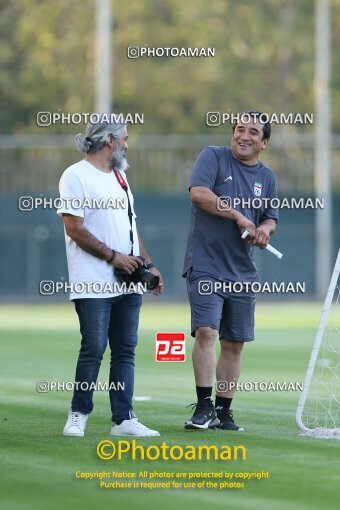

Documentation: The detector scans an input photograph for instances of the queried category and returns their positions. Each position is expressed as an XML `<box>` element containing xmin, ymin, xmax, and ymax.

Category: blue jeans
<box><xmin>71</xmin><ymin>293</ymin><xmax>142</xmax><ymax>422</ymax></box>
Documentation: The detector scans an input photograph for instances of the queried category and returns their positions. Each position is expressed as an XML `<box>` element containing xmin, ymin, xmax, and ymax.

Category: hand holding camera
<box><xmin>113</xmin><ymin>254</ymin><xmax>160</xmax><ymax>291</ymax></box>
<box><xmin>111</xmin><ymin>252</ymin><xmax>142</xmax><ymax>274</ymax></box>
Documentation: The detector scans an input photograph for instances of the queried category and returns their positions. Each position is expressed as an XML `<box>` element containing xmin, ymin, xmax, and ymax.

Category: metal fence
<box><xmin>1</xmin><ymin>134</ymin><xmax>340</xmax><ymax>301</ymax></box>
<box><xmin>1</xmin><ymin>133</ymin><xmax>340</xmax><ymax>194</ymax></box>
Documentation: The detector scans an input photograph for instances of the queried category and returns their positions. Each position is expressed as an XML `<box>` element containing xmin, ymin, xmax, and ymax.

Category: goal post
<box><xmin>296</xmin><ymin>249</ymin><xmax>340</xmax><ymax>439</ymax></box>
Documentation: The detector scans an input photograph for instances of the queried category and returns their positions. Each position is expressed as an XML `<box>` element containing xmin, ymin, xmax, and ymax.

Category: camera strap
<box><xmin>113</xmin><ymin>169</ymin><xmax>134</xmax><ymax>256</ymax></box>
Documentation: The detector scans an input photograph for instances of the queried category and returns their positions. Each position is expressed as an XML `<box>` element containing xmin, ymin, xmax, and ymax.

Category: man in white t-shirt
<box><xmin>58</xmin><ymin>116</ymin><xmax>163</xmax><ymax>437</ymax></box>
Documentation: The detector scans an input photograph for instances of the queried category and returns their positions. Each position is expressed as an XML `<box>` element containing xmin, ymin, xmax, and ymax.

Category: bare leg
<box><xmin>192</xmin><ymin>327</ymin><xmax>218</xmax><ymax>386</ymax></box>
<box><xmin>216</xmin><ymin>339</ymin><xmax>244</xmax><ymax>398</ymax></box>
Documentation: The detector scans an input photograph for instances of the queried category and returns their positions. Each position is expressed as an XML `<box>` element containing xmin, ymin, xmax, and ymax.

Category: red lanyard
<box><xmin>113</xmin><ymin>169</ymin><xmax>134</xmax><ymax>256</ymax></box>
<box><xmin>113</xmin><ymin>169</ymin><xmax>128</xmax><ymax>189</ymax></box>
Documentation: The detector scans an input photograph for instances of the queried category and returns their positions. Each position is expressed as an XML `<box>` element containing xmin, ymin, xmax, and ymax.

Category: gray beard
<box><xmin>109</xmin><ymin>147</ymin><xmax>129</xmax><ymax>172</ymax></box>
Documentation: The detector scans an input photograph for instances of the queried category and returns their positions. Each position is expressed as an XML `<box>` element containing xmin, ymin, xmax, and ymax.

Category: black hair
<box><xmin>232</xmin><ymin>110</ymin><xmax>271</xmax><ymax>140</ymax></box>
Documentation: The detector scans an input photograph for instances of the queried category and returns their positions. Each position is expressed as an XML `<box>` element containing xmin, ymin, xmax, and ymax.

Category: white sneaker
<box><xmin>111</xmin><ymin>415</ymin><xmax>160</xmax><ymax>437</ymax></box>
<box><xmin>63</xmin><ymin>411</ymin><xmax>88</xmax><ymax>437</ymax></box>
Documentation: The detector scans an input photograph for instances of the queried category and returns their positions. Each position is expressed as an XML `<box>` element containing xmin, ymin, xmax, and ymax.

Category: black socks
<box><xmin>196</xmin><ymin>386</ymin><xmax>212</xmax><ymax>401</ymax></box>
<box><xmin>195</xmin><ymin>387</ymin><xmax>233</xmax><ymax>409</ymax></box>
<box><xmin>215</xmin><ymin>396</ymin><xmax>232</xmax><ymax>410</ymax></box>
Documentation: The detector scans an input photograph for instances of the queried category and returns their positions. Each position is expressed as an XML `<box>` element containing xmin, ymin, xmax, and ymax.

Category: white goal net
<box><xmin>296</xmin><ymin>249</ymin><xmax>340</xmax><ymax>439</ymax></box>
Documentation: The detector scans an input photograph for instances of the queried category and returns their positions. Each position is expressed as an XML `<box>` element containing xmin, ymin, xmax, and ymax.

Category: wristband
<box><xmin>107</xmin><ymin>250</ymin><xmax>116</xmax><ymax>263</ymax></box>
<box><xmin>146</xmin><ymin>262</ymin><xmax>155</xmax><ymax>269</ymax></box>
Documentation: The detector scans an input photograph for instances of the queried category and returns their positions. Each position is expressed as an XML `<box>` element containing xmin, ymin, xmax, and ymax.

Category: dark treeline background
<box><xmin>1</xmin><ymin>0</ymin><xmax>339</xmax><ymax>135</ymax></box>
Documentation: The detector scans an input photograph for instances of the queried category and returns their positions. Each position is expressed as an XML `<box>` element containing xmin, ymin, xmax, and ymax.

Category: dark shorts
<box><xmin>186</xmin><ymin>269</ymin><xmax>256</xmax><ymax>342</ymax></box>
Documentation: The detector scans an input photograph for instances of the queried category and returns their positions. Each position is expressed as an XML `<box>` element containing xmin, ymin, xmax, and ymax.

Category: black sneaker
<box><xmin>215</xmin><ymin>407</ymin><xmax>244</xmax><ymax>431</ymax></box>
<box><xmin>185</xmin><ymin>397</ymin><xmax>220</xmax><ymax>429</ymax></box>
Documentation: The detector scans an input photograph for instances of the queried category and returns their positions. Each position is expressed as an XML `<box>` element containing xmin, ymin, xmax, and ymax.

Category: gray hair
<box><xmin>75</xmin><ymin>114</ymin><xmax>126</xmax><ymax>153</ymax></box>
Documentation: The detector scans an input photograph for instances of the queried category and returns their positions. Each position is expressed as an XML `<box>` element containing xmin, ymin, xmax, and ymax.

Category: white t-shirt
<box><xmin>57</xmin><ymin>159</ymin><xmax>140</xmax><ymax>299</ymax></box>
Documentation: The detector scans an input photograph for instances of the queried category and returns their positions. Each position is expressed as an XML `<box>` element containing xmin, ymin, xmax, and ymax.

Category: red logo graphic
<box><xmin>155</xmin><ymin>332</ymin><xmax>186</xmax><ymax>362</ymax></box>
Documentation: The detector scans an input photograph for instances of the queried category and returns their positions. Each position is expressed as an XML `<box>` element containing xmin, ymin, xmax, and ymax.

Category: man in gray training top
<box><xmin>183</xmin><ymin>111</ymin><xmax>279</xmax><ymax>431</ymax></box>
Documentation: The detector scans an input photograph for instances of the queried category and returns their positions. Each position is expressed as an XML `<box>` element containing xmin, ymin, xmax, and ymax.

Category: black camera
<box><xmin>114</xmin><ymin>256</ymin><xmax>159</xmax><ymax>291</ymax></box>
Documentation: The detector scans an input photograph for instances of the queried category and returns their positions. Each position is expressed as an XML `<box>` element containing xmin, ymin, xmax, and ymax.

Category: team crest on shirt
<box><xmin>254</xmin><ymin>182</ymin><xmax>262</xmax><ymax>197</ymax></box>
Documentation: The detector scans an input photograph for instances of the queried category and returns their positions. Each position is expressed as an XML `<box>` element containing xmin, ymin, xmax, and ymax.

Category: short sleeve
<box><xmin>57</xmin><ymin>171</ymin><xmax>85</xmax><ymax>218</ymax></box>
<box><xmin>260</xmin><ymin>173</ymin><xmax>279</xmax><ymax>224</ymax></box>
<box><xmin>189</xmin><ymin>147</ymin><xmax>219</xmax><ymax>190</ymax></box>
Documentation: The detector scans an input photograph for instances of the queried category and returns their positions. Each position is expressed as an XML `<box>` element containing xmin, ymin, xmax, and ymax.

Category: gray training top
<box><xmin>183</xmin><ymin>146</ymin><xmax>279</xmax><ymax>282</ymax></box>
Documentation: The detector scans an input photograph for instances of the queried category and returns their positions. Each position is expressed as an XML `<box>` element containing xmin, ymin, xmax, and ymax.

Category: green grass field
<box><xmin>0</xmin><ymin>303</ymin><xmax>339</xmax><ymax>510</ymax></box>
